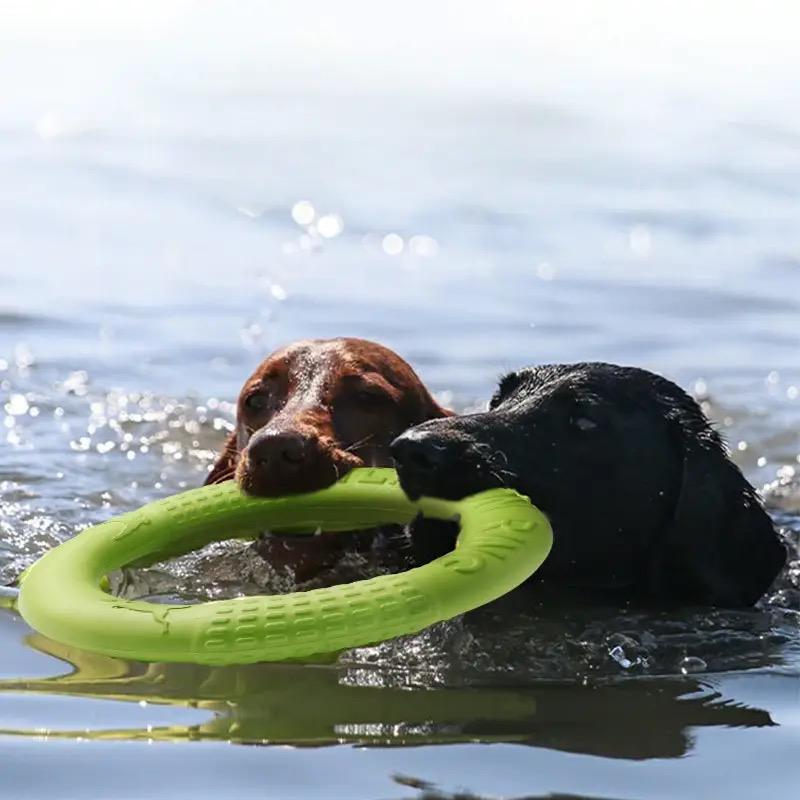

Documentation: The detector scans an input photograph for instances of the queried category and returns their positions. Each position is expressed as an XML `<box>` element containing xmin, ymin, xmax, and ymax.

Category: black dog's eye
<box><xmin>571</xmin><ymin>415</ymin><xmax>598</xmax><ymax>432</ymax></box>
<box><xmin>244</xmin><ymin>393</ymin><xmax>269</xmax><ymax>412</ymax></box>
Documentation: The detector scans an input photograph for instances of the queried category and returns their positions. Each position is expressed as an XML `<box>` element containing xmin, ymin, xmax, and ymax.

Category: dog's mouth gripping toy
<box><xmin>16</xmin><ymin>468</ymin><xmax>552</xmax><ymax>665</ymax></box>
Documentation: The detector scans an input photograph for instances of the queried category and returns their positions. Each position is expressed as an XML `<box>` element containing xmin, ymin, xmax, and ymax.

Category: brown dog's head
<box><xmin>205</xmin><ymin>338</ymin><xmax>450</xmax><ymax>578</ymax></box>
<box><xmin>206</xmin><ymin>337</ymin><xmax>450</xmax><ymax>497</ymax></box>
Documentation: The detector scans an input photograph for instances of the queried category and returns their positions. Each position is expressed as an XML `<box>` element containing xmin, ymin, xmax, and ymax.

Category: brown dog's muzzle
<box><xmin>235</xmin><ymin>424</ymin><xmax>365</xmax><ymax>580</ymax></box>
<box><xmin>204</xmin><ymin>337</ymin><xmax>452</xmax><ymax>582</ymax></box>
<box><xmin>236</xmin><ymin>425</ymin><xmax>362</xmax><ymax>498</ymax></box>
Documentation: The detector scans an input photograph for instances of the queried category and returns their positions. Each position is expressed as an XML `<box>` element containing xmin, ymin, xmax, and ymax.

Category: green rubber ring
<box><xmin>17</xmin><ymin>468</ymin><xmax>552</xmax><ymax>666</ymax></box>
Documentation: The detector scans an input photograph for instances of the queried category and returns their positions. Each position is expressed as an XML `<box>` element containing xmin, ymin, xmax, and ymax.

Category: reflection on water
<box><xmin>0</xmin><ymin>625</ymin><xmax>779</xmax><ymax>760</ymax></box>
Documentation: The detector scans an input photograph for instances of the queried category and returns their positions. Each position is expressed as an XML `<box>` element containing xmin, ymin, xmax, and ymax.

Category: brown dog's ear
<box><xmin>204</xmin><ymin>430</ymin><xmax>240</xmax><ymax>485</ymax></box>
<box><xmin>421</xmin><ymin>383</ymin><xmax>455</xmax><ymax>420</ymax></box>
<box><xmin>648</xmin><ymin>404</ymin><xmax>786</xmax><ymax>607</ymax></box>
<box><xmin>399</xmin><ymin>385</ymin><xmax>454</xmax><ymax>428</ymax></box>
<box><xmin>428</xmin><ymin>396</ymin><xmax>455</xmax><ymax>419</ymax></box>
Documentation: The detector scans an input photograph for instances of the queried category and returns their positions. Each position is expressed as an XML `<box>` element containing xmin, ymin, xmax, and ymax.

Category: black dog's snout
<box><xmin>392</xmin><ymin>424</ymin><xmax>489</xmax><ymax>501</ymax></box>
<box><xmin>390</xmin><ymin>431</ymin><xmax>447</xmax><ymax>474</ymax></box>
<box><xmin>391</xmin><ymin>428</ymin><xmax>468</xmax><ymax>500</ymax></box>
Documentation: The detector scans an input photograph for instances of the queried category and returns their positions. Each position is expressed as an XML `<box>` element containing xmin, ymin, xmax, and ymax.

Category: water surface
<box><xmin>2</xmin><ymin>4</ymin><xmax>800</xmax><ymax>798</ymax></box>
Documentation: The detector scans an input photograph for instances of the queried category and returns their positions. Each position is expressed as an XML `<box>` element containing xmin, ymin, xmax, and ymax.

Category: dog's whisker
<box><xmin>343</xmin><ymin>434</ymin><xmax>376</xmax><ymax>454</ymax></box>
<box><xmin>492</xmin><ymin>449</ymin><xmax>509</xmax><ymax>466</ymax></box>
<box><xmin>488</xmin><ymin>469</ymin><xmax>509</xmax><ymax>487</ymax></box>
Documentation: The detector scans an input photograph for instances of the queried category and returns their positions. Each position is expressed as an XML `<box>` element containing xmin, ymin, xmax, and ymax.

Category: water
<box><xmin>2</xmin><ymin>3</ymin><xmax>800</xmax><ymax>798</ymax></box>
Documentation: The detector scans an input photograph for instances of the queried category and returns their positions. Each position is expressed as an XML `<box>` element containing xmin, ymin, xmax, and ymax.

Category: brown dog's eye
<box><xmin>353</xmin><ymin>389</ymin><xmax>389</xmax><ymax>409</ymax></box>
<box><xmin>244</xmin><ymin>393</ymin><xmax>269</xmax><ymax>412</ymax></box>
<box><xmin>571</xmin><ymin>416</ymin><xmax>598</xmax><ymax>432</ymax></box>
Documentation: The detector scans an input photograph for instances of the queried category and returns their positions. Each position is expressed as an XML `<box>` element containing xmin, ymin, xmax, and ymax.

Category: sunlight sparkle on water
<box><xmin>382</xmin><ymin>233</ymin><xmax>404</xmax><ymax>255</ymax></box>
<box><xmin>408</xmin><ymin>234</ymin><xmax>439</xmax><ymax>257</ymax></box>
<box><xmin>291</xmin><ymin>200</ymin><xmax>316</xmax><ymax>226</ymax></box>
<box><xmin>5</xmin><ymin>395</ymin><xmax>30</xmax><ymax>416</ymax></box>
<box><xmin>270</xmin><ymin>284</ymin><xmax>288</xmax><ymax>301</ymax></box>
<box><xmin>317</xmin><ymin>213</ymin><xmax>344</xmax><ymax>238</ymax></box>
<box><xmin>14</xmin><ymin>344</ymin><xmax>35</xmax><ymax>369</ymax></box>
<box><xmin>536</xmin><ymin>261</ymin><xmax>557</xmax><ymax>281</ymax></box>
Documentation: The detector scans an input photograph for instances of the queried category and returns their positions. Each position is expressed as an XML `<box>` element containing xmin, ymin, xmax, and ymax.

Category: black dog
<box><xmin>392</xmin><ymin>363</ymin><xmax>786</xmax><ymax>607</ymax></box>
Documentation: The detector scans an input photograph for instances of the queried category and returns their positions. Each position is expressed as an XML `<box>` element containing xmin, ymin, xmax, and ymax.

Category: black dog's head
<box><xmin>392</xmin><ymin>363</ymin><xmax>786</xmax><ymax>607</ymax></box>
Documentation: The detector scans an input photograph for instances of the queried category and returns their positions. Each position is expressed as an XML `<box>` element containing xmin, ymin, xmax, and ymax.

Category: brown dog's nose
<box><xmin>238</xmin><ymin>427</ymin><xmax>346</xmax><ymax>497</ymax></box>
<box><xmin>248</xmin><ymin>430</ymin><xmax>310</xmax><ymax>472</ymax></box>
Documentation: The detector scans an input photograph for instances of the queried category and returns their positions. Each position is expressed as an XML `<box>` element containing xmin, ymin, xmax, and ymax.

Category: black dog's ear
<box><xmin>204</xmin><ymin>430</ymin><xmax>239</xmax><ymax>485</ymax></box>
<box><xmin>648</xmin><ymin>401</ymin><xmax>786</xmax><ymax>607</ymax></box>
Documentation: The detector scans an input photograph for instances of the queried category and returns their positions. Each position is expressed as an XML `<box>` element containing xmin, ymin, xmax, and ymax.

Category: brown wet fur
<box><xmin>205</xmin><ymin>337</ymin><xmax>450</xmax><ymax>579</ymax></box>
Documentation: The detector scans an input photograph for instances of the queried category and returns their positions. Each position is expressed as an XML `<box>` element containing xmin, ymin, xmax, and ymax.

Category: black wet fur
<box><xmin>392</xmin><ymin>363</ymin><xmax>787</xmax><ymax>607</ymax></box>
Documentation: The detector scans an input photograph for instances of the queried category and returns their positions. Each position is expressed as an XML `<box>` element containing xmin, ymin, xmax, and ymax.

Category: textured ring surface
<box><xmin>18</xmin><ymin>468</ymin><xmax>552</xmax><ymax>665</ymax></box>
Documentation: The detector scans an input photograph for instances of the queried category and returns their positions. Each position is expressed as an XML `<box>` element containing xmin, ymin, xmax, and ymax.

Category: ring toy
<box><xmin>17</xmin><ymin>468</ymin><xmax>552</xmax><ymax>666</ymax></box>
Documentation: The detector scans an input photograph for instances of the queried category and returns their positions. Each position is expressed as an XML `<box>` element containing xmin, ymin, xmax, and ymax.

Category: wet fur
<box><xmin>393</xmin><ymin>363</ymin><xmax>787</xmax><ymax>607</ymax></box>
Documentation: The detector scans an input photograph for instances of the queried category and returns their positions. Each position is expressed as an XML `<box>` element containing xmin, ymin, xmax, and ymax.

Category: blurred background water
<box><xmin>2</xmin><ymin>2</ymin><xmax>800</xmax><ymax>798</ymax></box>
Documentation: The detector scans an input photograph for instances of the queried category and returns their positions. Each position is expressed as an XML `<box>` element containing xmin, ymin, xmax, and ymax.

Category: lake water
<box><xmin>1</xmin><ymin>3</ymin><xmax>800</xmax><ymax>798</ymax></box>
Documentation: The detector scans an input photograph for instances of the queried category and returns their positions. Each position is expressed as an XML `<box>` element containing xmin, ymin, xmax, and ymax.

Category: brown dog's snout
<box><xmin>243</xmin><ymin>428</ymin><xmax>322</xmax><ymax>492</ymax></box>
<box><xmin>248</xmin><ymin>430</ymin><xmax>310</xmax><ymax>471</ymax></box>
<box><xmin>238</xmin><ymin>425</ymin><xmax>350</xmax><ymax>497</ymax></box>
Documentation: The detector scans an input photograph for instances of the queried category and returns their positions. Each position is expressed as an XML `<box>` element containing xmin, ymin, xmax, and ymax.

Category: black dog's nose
<box><xmin>248</xmin><ymin>430</ymin><xmax>309</xmax><ymax>470</ymax></box>
<box><xmin>390</xmin><ymin>430</ymin><xmax>448</xmax><ymax>474</ymax></box>
<box><xmin>392</xmin><ymin>427</ymin><xmax>473</xmax><ymax>500</ymax></box>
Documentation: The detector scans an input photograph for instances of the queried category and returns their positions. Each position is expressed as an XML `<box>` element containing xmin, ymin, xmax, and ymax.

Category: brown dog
<box><xmin>205</xmin><ymin>337</ymin><xmax>450</xmax><ymax>577</ymax></box>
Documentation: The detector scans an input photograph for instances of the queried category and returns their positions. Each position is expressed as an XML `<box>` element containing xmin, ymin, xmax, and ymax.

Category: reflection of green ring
<box><xmin>17</xmin><ymin>468</ymin><xmax>552</xmax><ymax>666</ymax></box>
